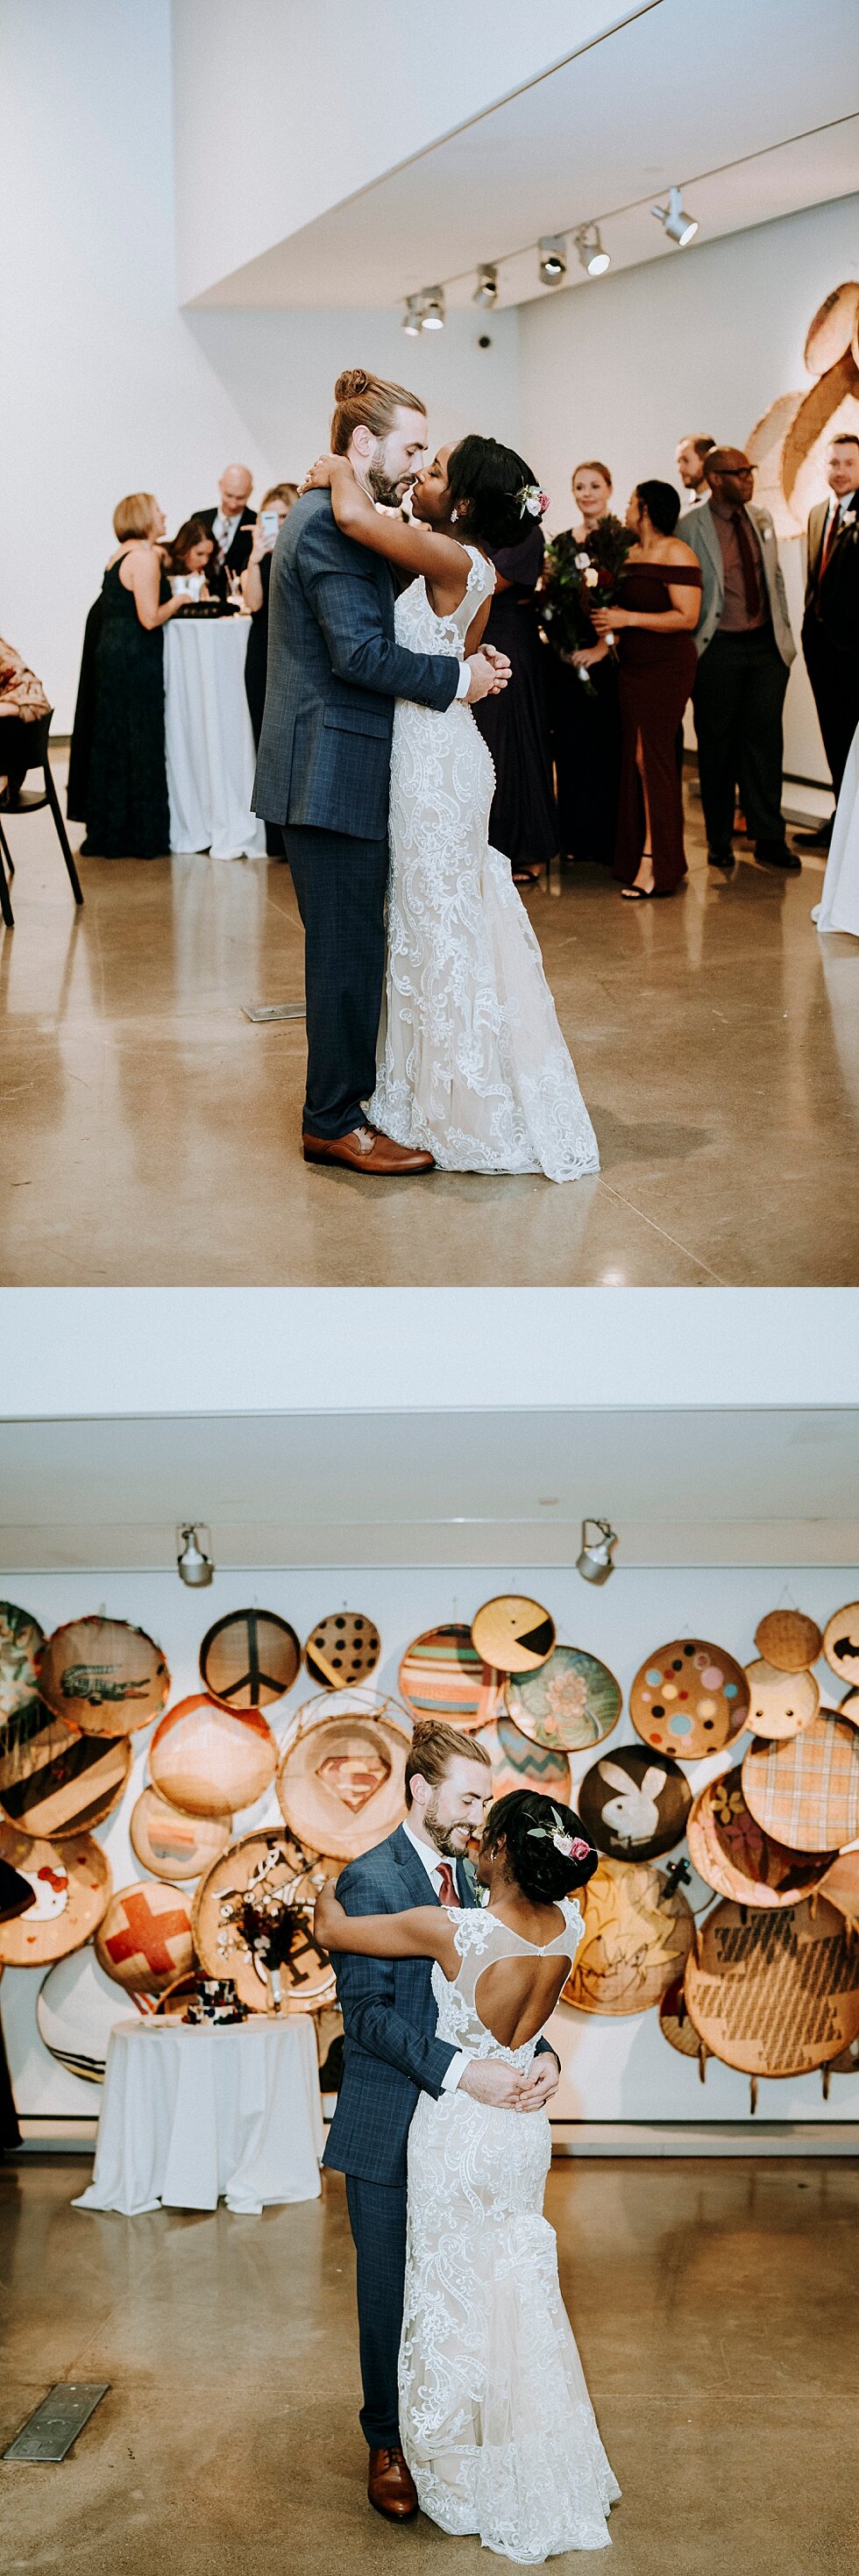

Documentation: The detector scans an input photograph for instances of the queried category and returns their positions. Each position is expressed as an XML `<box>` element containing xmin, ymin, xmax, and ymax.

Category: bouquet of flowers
<box><xmin>540</xmin><ymin>515</ymin><xmax>634</xmax><ymax>694</ymax></box>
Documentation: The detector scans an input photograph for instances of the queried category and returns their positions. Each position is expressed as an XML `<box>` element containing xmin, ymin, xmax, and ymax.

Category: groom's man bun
<box><xmin>405</xmin><ymin>1719</ymin><xmax>492</xmax><ymax>1807</ymax></box>
<box><xmin>330</xmin><ymin>367</ymin><xmax>426</xmax><ymax>454</ymax></box>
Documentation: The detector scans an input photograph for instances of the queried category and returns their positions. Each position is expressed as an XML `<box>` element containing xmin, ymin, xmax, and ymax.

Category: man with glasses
<box><xmin>680</xmin><ymin>447</ymin><xmax>798</xmax><ymax>873</ymax></box>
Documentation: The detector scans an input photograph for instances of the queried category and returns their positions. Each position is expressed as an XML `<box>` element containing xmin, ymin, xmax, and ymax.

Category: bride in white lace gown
<box><xmin>316</xmin><ymin>1790</ymin><xmax>620</xmax><ymax>2564</ymax></box>
<box><xmin>304</xmin><ymin>440</ymin><xmax>600</xmax><ymax>1182</ymax></box>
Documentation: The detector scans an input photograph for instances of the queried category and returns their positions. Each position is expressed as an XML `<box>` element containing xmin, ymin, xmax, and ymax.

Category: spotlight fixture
<box><xmin>652</xmin><ymin>186</ymin><xmax>699</xmax><ymax>248</ymax></box>
<box><xmin>576</xmin><ymin>1519</ymin><xmax>618</xmax><ymax>1585</ymax></box>
<box><xmin>576</xmin><ymin>224</ymin><xmax>610</xmax><ymax>278</ymax></box>
<box><xmin>401</xmin><ymin>295</ymin><xmax>422</xmax><ymax>336</ymax></box>
<box><xmin>420</xmin><ymin>286</ymin><xmax>445</xmax><ymax>331</ymax></box>
<box><xmin>472</xmin><ymin>263</ymin><xmax>498</xmax><ymax>310</ymax></box>
<box><xmin>538</xmin><ymin>234</ymin><xmax>567</xmax><ymax>286</ymax></box>
<box><xmin>176</xmin><ymin>1524</ymin><xmax>215</xmax><ymax>1588</ymax></box>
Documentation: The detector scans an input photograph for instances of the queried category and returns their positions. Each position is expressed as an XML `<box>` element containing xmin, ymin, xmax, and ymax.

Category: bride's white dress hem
<box><xmin>398</xmin><ymin>1902</ymin><xmax>620</xmax><ymax>2563</ymax></box>
<box><xmin>366</xmin><ymin>549</ymin><xmax>600</xmax><ymax>1184</ymax></box>
<box><xmin>812</xmin><ymin>723</ymin><xmax>859</xmax><ymax>936</ymax></box>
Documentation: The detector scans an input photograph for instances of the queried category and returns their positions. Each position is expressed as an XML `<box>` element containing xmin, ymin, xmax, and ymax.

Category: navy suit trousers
<box><xmin>283</xmin><ymin>823</ymin><xmax>389</xmax><ymax>1138</ymax></box>
<box><xmin>344</xmin><ymin>2171</ymin><xmax>407</xmax><ymax>2449</ymax></box>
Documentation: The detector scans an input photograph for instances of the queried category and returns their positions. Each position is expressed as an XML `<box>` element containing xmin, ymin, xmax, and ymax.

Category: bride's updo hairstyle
<box><xmin>446</xmin><ymin>437</ymin><xmax>543</xmax><ymax>550</ymax></box>
<box><xmin>330</xmin><ymin>367</ymin><xmax>425</xmax><ymax>454</ymax></box>
<box><xmin>483</xmin><ymin>1789</ymin><xmax>598</xmax><ymax>1901</ymax></box>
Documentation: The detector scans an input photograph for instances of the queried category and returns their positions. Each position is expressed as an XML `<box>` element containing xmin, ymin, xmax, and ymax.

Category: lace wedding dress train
<box><xmin>398</xmin><ymin>1903</ymin><xmax>620</xmax><ymax>2563</ymax></box>
<box><xmin>366</xmin><ymin>550</ymin><xmax>600</xmax><ymax>1181</ymax></box>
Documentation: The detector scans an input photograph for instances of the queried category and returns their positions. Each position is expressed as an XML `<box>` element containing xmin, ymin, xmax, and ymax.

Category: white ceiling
<box><xmin>0</xmin><ymin>1409</ymin><xmax>856</xmax><ymax>1569</ymax></box>
<box><xmin>188</xmin><ymin>0</ymin><xmax>859</xmax><ymax>310</ymax></box>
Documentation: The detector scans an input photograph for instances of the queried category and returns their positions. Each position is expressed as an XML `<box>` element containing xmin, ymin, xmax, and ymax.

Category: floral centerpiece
<box><xmin>216</xmin><ymin>1847</ymin><xmax>320</xmax><ymax>2012</ymax></box>
<box><xmin>540</xmin><ymin>516</ymin><xmax>635</xmax><ymax>693</ymax></box>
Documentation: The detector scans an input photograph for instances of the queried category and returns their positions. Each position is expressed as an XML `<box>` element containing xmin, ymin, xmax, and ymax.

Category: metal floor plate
<box><xmin>3</xmin><ymin>2383</ymin><xmax>110</xmax><ymax>2462</ymax></box>
<box><xmin>241</xmin><ymin>1000</ymin><xmax>305</xmax><ymax>1021</ymax></box>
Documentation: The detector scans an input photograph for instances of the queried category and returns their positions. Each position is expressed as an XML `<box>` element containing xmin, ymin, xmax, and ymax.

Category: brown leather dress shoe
<box><xmin>367</xmin><ymin>2445</ymin><xmax>419</xmax><ymax>2520</ymax></box>
<box><xmin>302</xmin><ymin>1124</ymin><xmax>434</xmax><ymax>1175</ymax></box>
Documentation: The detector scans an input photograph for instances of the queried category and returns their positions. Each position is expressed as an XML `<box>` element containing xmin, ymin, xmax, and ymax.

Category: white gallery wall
<box><xmin>521</xmin><ymin>195</ymin><xmax>859</xmax><ymax>788</ymax></box>
<box><xmin>1</xmin><ymin>0</ymin><xmax>520</xmax><ymax>729</ymax></box>
<box><xmin>4</xmin><ymin>1560</ymin><xmax>858</xmax><ymax>2137</ymax></box>
<box><xmin>3</xmin><ymin>0</ymin><xmax>849</xmax><ymax>782</ymax></box>
<box><xmin>171</xmin><ymin>0</ymin><xmax>621</xmax><ymax>305</ymax></box>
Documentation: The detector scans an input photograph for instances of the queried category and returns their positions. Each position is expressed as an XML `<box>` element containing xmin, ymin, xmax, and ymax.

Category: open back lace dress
<box><xmin>398</xmin><ymin>1900</ymin><xmax>620</xmax><ymax>2562</ymax></box>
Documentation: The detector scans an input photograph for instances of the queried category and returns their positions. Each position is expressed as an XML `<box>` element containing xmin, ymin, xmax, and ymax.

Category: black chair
<box><xmin>0</xmin><ymin>709</ymin><xmax>84</xmax><ymax>929</ymax></box>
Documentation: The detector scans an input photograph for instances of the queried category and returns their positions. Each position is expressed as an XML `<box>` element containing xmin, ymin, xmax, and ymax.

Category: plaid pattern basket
<box><xmin>742</xmin><ymin>1712</ymin><xmax>859</xmax><ymax>1853</ymax></box>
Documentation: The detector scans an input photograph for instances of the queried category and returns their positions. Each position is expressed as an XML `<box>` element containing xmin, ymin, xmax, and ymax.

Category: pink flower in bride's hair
<box><xmin>551</xmin><ymin>1830</ymin><xmax>592</xmax><ymax>1861</ymax></box>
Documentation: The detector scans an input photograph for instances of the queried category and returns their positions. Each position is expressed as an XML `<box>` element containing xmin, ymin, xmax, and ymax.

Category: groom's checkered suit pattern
<box><xmin>324</xmin><ymin>1820</ymin><xmax>558</xmax><ymax>2451</ymax></box>
<box><xmin>252</xmin><ymin>490</ymin><xmax>459</xmax><ymax>839</ymax></box>
<box><xmin>251</xmin><ymin>488</ymin><xmax>463</xmax><ymax>1138</ymax></box>
<box><xmin>323</xmin><ymin>1825</ymin><xmax>475</xmax><ymax>2188</ymax></box>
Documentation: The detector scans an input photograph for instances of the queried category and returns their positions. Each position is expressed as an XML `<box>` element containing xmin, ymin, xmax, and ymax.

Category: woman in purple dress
<box><xmin>472</xmin><ymin>522</ymin><xmax>557</xmax><ymax>887</ymax></box>
<box><xmin>592</xmin><ymin>480</ymin><xmax>701</xmax><ymax>899</ymax></box>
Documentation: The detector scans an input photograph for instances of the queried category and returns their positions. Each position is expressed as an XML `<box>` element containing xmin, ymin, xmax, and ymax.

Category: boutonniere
<box><xmin>461</xmin><ymin>1858</ymin><xmax>488</xmax><ymax>1906</ymax></box>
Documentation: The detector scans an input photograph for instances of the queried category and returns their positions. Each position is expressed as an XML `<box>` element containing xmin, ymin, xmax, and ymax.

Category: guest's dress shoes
<box><xmin>792</xmin><ymin>821</ymin><xmax>833</xmax><ymax>850</ymax></box>
<box><xmin>367</xmin><ymin>2445</ymin><xmax>419</xmax><ymax>2519</ymax></box>
<box><xmin>755</xmin><ymin>840</ymin><xmax>801</xmax><ymax>872</ymax></box>
<box><xmin>706</xmin><ymin>846</ymin><xmax>735</xmax><ymax>871</ymax></box>
<box><xmin>302</xmin><ymin>1125</ymin><xmax>434</xmax><ymax>1175</ymax></box>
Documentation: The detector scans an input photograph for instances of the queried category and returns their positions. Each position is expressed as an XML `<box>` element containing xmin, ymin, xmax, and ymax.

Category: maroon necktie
<box><xmin>731</xmin><ymin>509</ymin><xmax>762</xmax><ymax>618</ymax></box>
<box><xmin>436</xmin><ymin>1861</ymin><xmax>461</xmax><ymax>1908</ymax></box>
<box><xmin>818</xmin><ymin>506</ymin><xmax>840</xmax><ymax>586</ymax></box>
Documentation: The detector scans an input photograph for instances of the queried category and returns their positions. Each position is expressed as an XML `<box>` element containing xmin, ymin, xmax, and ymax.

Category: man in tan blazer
<box><xmin>797</xmin><ymin>432</ymin><xmax>859</xmax><ymax>850</ymax></box>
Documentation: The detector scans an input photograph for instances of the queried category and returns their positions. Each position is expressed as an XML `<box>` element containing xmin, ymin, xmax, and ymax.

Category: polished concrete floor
<box><xmin>2</xmin><ymin>770</ymin><xmax>856</xmax><ymax>1284</ymax></box>
<box><xmin>2</xmin><ymin>2153</ymin><xmax>857</xmax><ymax>2576</ymax></box>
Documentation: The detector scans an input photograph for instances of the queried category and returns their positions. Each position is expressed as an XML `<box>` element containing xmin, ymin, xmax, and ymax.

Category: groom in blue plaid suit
<box><xmin>252</xmin><ymin>369</ymin><xmax>507</xmax><ymax>1176</ymax></box>
<box><xmin>323</xmin><ymin>1720</ymin><xmax>560</xmax><ymax>2522</ymax></box>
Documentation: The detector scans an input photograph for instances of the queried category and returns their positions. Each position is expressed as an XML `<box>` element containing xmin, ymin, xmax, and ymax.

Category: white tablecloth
<box><xmin>165</xmin><ymin>616</ymin><xmax>266</xmax><ymax>861</ymax></box>
<box><xmin>73</xmin><ymin>2016</ymin><xmax>323</xmax><ymax>2216</ymax></box>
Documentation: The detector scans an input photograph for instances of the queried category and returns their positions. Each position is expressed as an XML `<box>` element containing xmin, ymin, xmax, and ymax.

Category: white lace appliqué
<box><xmin>366</xmin><ymin>548</ymin><xmax>600</xmax><ymax>1184</ymax></box>
<box><xmin>398</xmin><ymin>1899</ymin><xmax>620</xmax><ymax>2561</ymax></box>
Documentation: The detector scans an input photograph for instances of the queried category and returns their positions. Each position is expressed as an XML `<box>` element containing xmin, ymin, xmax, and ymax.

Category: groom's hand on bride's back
<box><xmin>465</xmin><ymin>648</ymin><xmax>512</xmax><ymax>704</ymax></box>
<box><xmin>458</xmin><ymin>2060</ymin><xmax>531</xmax><ymax>2109</ymax></box>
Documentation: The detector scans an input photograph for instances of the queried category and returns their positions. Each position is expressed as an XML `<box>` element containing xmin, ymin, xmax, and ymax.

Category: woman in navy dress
<box><xmin>472</xmin><ymin>520</ymin><xmax>557</xmax><ymax>886</ymax></box>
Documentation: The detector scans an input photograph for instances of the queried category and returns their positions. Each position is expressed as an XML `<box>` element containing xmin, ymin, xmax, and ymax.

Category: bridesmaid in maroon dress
<box><xmin>592</xmin><ymin>480</ymin><xmax>701</xmax><ymax>898</ymax></box>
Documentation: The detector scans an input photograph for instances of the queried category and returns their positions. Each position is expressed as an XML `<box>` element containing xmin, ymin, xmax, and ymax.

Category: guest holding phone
<box><xmin>242</xmin><ymin>484</ymin><xmax>298</xmax><ymax>852</ymax></box>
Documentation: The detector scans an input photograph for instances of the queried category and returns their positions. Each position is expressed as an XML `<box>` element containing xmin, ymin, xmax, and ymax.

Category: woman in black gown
<box><xmin>77</xmin><ymin>494</ymin><xmax>187</xmax><ymax>858</ymax></box>
<box><xmin>547</xmin><ymin>459</ymin><xmax>622</xmax><ymax>869</ymax></box>
<box><xmin>242</xmin><ymin>484</ymin><xmax>298</xmax><ymax>856</ymax></box>
<box><xmin>472</xmin><ymin>521</ymin><xmax>557</xmax><ymax>886</ymax></box>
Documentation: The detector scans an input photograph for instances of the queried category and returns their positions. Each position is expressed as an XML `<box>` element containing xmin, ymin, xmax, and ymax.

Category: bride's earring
<box><xmin>451</xmin><ymin>506</ymin><xmax>458</xmax><ymax>522</ymax></box>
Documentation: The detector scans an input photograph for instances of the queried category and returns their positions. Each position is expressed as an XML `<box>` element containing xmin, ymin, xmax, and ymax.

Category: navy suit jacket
<box><xmin>252</xmin><ymin>489</ymin><xmax>460</xmax><ymax>838</ymax></box>
<box><xmin>323</xmin><ymin>1822</ymin><xmax>556</xmax><ymax>2188</ymax></box>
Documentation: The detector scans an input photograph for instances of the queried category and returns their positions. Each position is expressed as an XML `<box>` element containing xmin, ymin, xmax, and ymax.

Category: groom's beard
<box><xmin>422</xmin><ymin>1804</ymin><xmax>471</xmax><ymax>1861</ymax></box>
<box><xmin>366</xmin><ymin>459</ymin><xmax>409</xmax><ymax>509</ymax></box>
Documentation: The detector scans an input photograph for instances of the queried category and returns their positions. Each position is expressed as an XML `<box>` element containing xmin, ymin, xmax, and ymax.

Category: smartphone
<box><xmin>259</xmin><ymin>509</ymin><xmax>279</xmax><ymax>542</ymax></box>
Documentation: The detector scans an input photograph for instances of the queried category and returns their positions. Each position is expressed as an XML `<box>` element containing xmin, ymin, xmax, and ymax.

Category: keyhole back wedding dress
<box><xmin>366</xmin><ymin>548</ymin><xmax>600</xmax><ymax>1183</ymax></box>
<box><xmin>398</xmin><ymin>1901</ymin><xmax>620</xmax><ymax>2563</ymax></box>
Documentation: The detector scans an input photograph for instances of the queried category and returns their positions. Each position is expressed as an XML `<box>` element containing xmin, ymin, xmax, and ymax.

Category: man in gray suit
<box><xmin>680</xmin><ymin>447</ymin><xmax>798</xmax><ymax>873</ymax></box>
<box><xmin>252</xmin><ymin>371</ymin><xmax>508</xmax><ymax>1174</ymax></box>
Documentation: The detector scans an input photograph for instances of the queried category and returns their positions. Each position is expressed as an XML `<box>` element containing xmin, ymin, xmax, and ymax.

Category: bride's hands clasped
<box><xmin>300</xmin><ymin>452</ymin><xmax>342</xmax><ymax>493</ymax></box>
